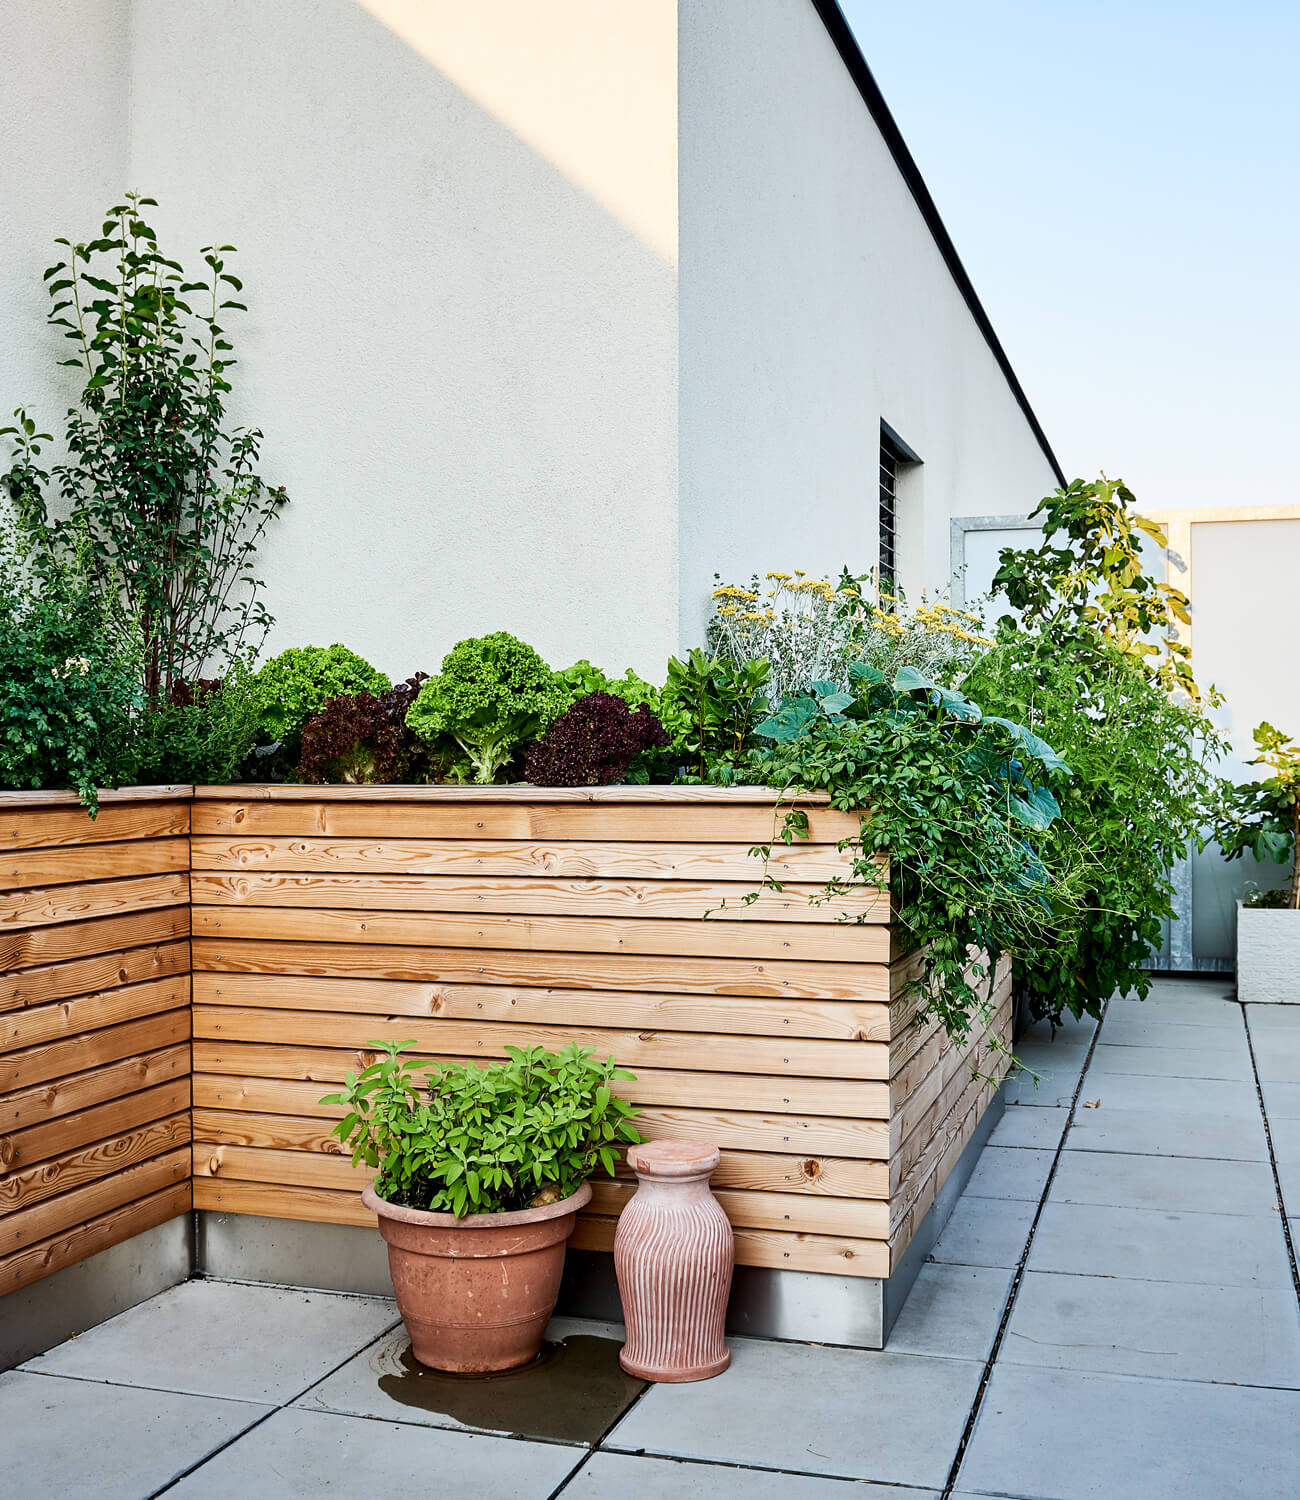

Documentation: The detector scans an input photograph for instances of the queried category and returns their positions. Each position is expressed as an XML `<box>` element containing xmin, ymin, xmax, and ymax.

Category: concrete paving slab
<box><xmin>1064</xmin><ymin>1105</ymin><xmax>1270</xmax><ymax>1160</ymax></box>
<box><xmin>1097</xmin><ymin>1015</ymin><xmax>1247</xmax><ymax>1050</ymax></box>
<box><xmin>1085</xmin><ymin>1041</ymin><xmax>1256</xmax><ymax>1081</ymax></box>
<box><xmin>1264</xmin><ymin>1115</ymin><xmax>1300</xmax><ymax>1160</ymax></box>
<box><xmin>1001</xmin><ymin>1270</ymin><xmax>1300</xmax><ymax>1385</ymax></box>
<box><xmin>561</xmin><ymin>1452</ymin><xmax>939</xmax><ymax>1499</ymax></box>
<box><xmin>167</xmin><ymin>1406</ymin><xmax>582</xmax><ymax>1499</ymax></box>
<box><xmin>929</xmin><ymin>1195</ymin><xmax>1036</xmax><ymax>1270</ymax></box>
<box><xmin>988</xmin><ymin>1104</ymin><xmax>1070</xmax><ymax>1148</ymax></box>
<box><xmin>962</xmin><ymin>1146</ymin><xmax>1056</xmax><ymax>1201</ymax></box>
<box><xmin>1274</xmin><ymin>1158</ymin><xmax>1300</xmax><ymax>1214</ymax></box>
<box><xmin>959</xmin><ymin>1363</ymin><xmax>1300</xmax><ymax>1500</ymax></box>
<box><xmin>21</xmin><ymin>1280</ymin><xmax>399</xmax><ymax>1404</ymax></box>
<box><xmin>1253</xmin><ymin>1045</ymin><xmax>1300</xmax><ymax>1082</ymax></box>
<box><xmin>604</xmin><ymin>1337</ymin><xmax>983</xmax><ymax>1490</ymax></box>
<box><xmin>0</xmin><ymin>1370</ymin><xmax>267</xmax><ymax>1500</ymax></box>
<box><xmin>297</xmin><ymin>1322</ymin><xmax>644</xmax><ymax>1445</ymax></box>
<box><xmin>1027</xmin><ymin>1201</ymin><xmax>1293</xmax><ymax>1288</ymax></box>
<box><xmin>1049</xmin><ymin>1147</ymin><xmax>1281</xmax><ymax>1216</ymax></box>
<box><xmin>1073</xmin><ymin>1070</ymin><xmax>1262</xmax><ymax>1118</ymax></box>
<box><xmin>885</xmin><ymin>1264</ymin><xmax>1014</xmax><ymax>1361</ymax></box>
<box><xmin>1001</xmin><ymin>1067</ymin><xmax>1077</xmax><ymax>1107</ymax></box>
<box><xmin>1261</xmin><ymin>1080</ymin><xmax>1300</xmax><ymax>1118</ymax></box>
<box><xmin>1106</xmin><ymin>993</ymin><xmax>1239</xmax><ymax>1024</ymax></box>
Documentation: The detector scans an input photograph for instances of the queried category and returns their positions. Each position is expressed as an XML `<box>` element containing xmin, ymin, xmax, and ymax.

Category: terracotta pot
<box><xmin>614</xmin><ymin>1140</ymin><xmax>733</xmax><ymax>1381</ymax></box>
<box><xmin>362</xmin><ymin>1179</ymin><xmax>591</xmax><ymax>1373</ymax></box>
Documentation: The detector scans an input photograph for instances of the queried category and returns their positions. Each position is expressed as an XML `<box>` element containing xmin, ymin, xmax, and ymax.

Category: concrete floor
<box><xmin>4</xmin><ymin>978</ymin><xmax>1300</xmax><ymax>1499</ymax></box>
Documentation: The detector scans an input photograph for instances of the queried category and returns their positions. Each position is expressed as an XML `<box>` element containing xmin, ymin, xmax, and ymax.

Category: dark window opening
<box><xmin>878</xmin><ymin>422</ymin><xmax>921</xmax><ymax>602</ymax></box>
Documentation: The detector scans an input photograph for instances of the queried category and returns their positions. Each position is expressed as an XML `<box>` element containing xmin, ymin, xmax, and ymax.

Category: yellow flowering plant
<box><xmin>706</xmin><ymin>568</ymin><xmax>991</xmax><ymax>703</ymax></box>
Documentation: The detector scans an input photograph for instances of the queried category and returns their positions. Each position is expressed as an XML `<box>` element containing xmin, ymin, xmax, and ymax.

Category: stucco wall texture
<box><xmin>1</xmin><ymin>0</ymin><xmax>1057</xmax><ymax>682</ymax></box>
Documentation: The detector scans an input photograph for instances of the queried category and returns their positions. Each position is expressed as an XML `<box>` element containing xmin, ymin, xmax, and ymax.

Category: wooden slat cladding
<box><xmin>2</xmin><ymin>785</ymin><xmax>1011</xmax><ymax>1293</ymax></box>
<box><xmin>185</xmin><ymin>786</ymin><xmax>1007</xmax><ymax>1281</ymax></box>
<box><xmin>0</xmin><ymin>794</ymin><xmax>193</xmax><ymax>1295</ymax></box>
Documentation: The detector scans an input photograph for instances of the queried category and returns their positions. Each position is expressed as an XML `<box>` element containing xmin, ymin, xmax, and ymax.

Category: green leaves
<box><xmin>323</xmin><ymin>1041</ymin><xmax>642</xmax><ymax>1217</ymax></box>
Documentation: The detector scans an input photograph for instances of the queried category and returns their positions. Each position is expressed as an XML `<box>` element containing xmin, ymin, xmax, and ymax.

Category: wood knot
<box><xmin>801</xmin><ymin>1159</ymin><xmax>821</xmax><ymax>1180</ymax></box>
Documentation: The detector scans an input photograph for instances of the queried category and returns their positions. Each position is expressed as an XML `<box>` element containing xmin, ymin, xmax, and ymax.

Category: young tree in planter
<box><xmin>1217</xmin><ymin>723</ymin><xmax>1300</xmax><ymax>910</ymax></box>
<box><xmin>1</xmin><ymin>194</ymin><xmax>286</xmax><ymax>705</ymax></box>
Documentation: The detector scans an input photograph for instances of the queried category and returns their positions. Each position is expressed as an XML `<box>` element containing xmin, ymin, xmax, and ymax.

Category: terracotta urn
<box><xmin>362</xmin><ymin>1179</ymin><xmax>591</xmax><ymax>1373</ymax></box>
<box><xmin>614</xmin><ymin>1139</ymin><xmax>733</xmax><ymax>1381</ymax></box>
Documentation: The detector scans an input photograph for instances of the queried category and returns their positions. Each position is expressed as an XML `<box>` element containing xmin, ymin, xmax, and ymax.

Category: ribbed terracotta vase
<box><xmin>614</xmin><ymin>1139</ymin><xmax>733</xmax><ymax>1381</ymax></box>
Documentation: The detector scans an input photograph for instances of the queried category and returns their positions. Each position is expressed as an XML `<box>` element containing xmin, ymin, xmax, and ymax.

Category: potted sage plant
<box><xmin>324</xmin><ymin>1040</ymin><xmax>640</xmax><ymax>1372</ymax></box>
<box><xmin>1217</xmin><ymin>722</ymin><xmax>1300</xmax><ymax>1002</ymax></box>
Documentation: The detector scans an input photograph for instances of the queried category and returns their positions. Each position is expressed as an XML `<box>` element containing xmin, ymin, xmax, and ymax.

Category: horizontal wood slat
<box><xmin>192</xmin><ymin>973</ymin><xmax>900</xmax><ymax>1042</ymax></box>
<box><xmin>3</xmin><ymin>941</ymin><xmax>190</xmax><ymax>1014</ymax></box>
<box><xmin>3</xmin><ymin>873</ymin><xmax>190</xmax><ymax>932</ymax></box>
<box><xmin>0</xmin><ymin>905</ymin><xmax>190</xmax><ymax>972</ymax></box>
<box><xmin>1</xmin><ymin>1113</ymin><xmax>191</xmax><ymax>1213</ymax></box>
<box><xmin>191</xmin><ymin>939</ymin><xmax>889</xmax><ymax>1003</ymax></box>
<box><xmin>0</xmin><ymin>801</ymin><xmax>189</xmax><ymax>851</ymax></box>
<box><xmin>3</xmin><ymin>1078</ymin><xmax>191</xmax><ymax>1172</ymax></box>
<box><xmin>2</xmin><ymin>977</ymin><xmax>190</xmax><ymax>1054</ymax></box>
<box><xmin>191</xmin><ymin>837</ymin><xmax>865</xmax><ymax>884</ymax></box>
<box><xmin>0</xmin><ymin>838</ymin><xmax>190</xmax><ymax>891</ymax></box>
<box><xmin>192</xmin><ymin>800</ymin><xmax>862</xmax><ymax>844</ymax></box>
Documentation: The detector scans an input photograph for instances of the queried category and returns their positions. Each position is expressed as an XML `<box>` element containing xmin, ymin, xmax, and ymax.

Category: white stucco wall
<box><xmin>5</xmin><ymin>0</ymin><xmax>679</xmax><ymax>683</ymax></box>
<box><xmin>0</xmin><ymin>1</ymin><xmax>129</xmax><ymax>468</ymax></box>
<box><xmin>675</xmin><ymin>0</ymin><xmax>1061</xmax><ymax>645</ymax></box>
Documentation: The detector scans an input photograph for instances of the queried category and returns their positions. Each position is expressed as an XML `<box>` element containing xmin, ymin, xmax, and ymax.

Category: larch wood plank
<box><xmin>2</xmin><ymin>941</ymin><xmax>190</xmax><ymax>1014</ymax></box>
<box><xmin>189</xmin><ymin>1075</ymin><xmax>891</xmax><ymax>1158</ymax></box>
<box><xmin>0</xmin><ymin>838</ymin><xmax>190</xmax><ymax>891</ymax></box>
<box><xmin>0</xmin><ymin>1011</ymin><xmax>191</xmax><ymax>1095</ymax></box>
<box><xmin>0</xmin><ymin>905</ymin><xmax>190</xmax><ymax>972</ymax></box>
<box><xmin>3</xmin><ymin>873</ymin><xmax>190</xmax><ymax>932</ymax></box>
<box><xmin>569</xmin><ymin>1213</ymin><xmax>889</xmax><ymax>1279</ymax></box>
<box><xmin>189</xmin><ymin>1109</ymin><xmax>889</xmax><ymax>1199</ymax></box>
<box><xmin>0</xmin><ymin>1114</ymin><xmax>191</xmax><ymax>1213</ymax></box>
<box><xmin>2</xmin><ymin>1078</ymin><xmax>190</xmax><ymax>1171</ymax></box>
<box><xmin>190</xmin><ymin>904</ymin><xmax>886</xmax><ymax>964</ymax></box>
<box><xmin>1</xmin><ymin>1045</ymin><xmax>190</xmax><ymax>1136</ymax></box>
<box><xmin>191</xmin><ymin>784</ymin><xmax>834</xmax><ymax>805</ymax></box>
<box><xmin>189</xmin><ymin>1039</ymin><xmax>890</xmax><ymax>1117</ymax></box>
<box><xmin>191</xmin><ymin>1005</ymin><xmax>892</xmax><ymax>1082</ymax></box>
<box><xmin>0</xmin><ymin>801</ymin><xmax>190</xmax><ymax>851</ymax></box>
<box><xmin>191</xmin><ymin>938</ymin><xmax>890</xmax><ymax>1003</ymax></box>
<box><xmin>193</xmin><ymin>1175</ymin><xmax>372</xmax><ymax>1227</ymax></box>
<box><xmin>2</xmin><ymin>977</ymin><xmax>190</xmax><ymax>1054</ymax></box>
<box><xmin>1</xmin><ymin>1146</ymin><xmax>190</xmax><ymax>1253</ymax></box>
<box><xmin>586</xmin><ymin>1180</ymin><xmax>888</xmax><ymax>1239</ymax></box>
<box><xmin>190</xmin><ymin>836</ymin><xmax>862</xmax><ymax>885</ymax></box>
<box><xmin>191</xmin><ymin>800</ymin><xmax>861</xmax><ymax>844</ymax></box>
<box><xmin>192</xmin><ymin>972</ymin><xmax>897</xmax><ymax>1042</ymax></box>
<box><xmin>190</xmin><ymin>871</ymin><xmax>884</xmax><ymax>925</ymax></box>
<box><xmin>0</xmin><ymin>1181</ymin><xmax>191</xmax><ymax>1295</ymax></box>
<box><xmin>0</xmin><ymin>786</ymin><xmax>191</xmax><ymax>809</ymax></box>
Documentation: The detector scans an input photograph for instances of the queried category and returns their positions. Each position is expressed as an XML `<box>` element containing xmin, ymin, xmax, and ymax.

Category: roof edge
<box><xmin>809</xmin><ymin>0</ymin><xmax>1066</xmax><ymax>487</ymax></box>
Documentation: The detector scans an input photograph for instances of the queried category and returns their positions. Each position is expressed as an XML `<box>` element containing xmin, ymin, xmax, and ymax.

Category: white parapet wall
<box><xmin>1238</xmin><ymin>905</ymin><xmax>1300</xmax><ymax>1004</ymax></box>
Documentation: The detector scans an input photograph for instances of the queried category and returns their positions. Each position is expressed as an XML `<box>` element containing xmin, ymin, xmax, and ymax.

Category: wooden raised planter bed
<box><xmin>1</xmin><ymin>783</ymin><xmax>1011</xmax><ymax>1344</ymax></box>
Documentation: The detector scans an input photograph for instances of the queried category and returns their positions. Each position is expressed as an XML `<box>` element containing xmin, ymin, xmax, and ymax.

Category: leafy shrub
<box><xmin>252</xmin><ymin>644</ymin><xmax>390</xmax><ymax>751</ymax></box>
<box><xmin>751</xmin><ymin>664</ymin><xmax>1072</xmax><ymax>1043</ymax></box>
<box><xmin>0</xmin><ymin>517</ymin><xmax>139</xmax><ymax>812</ymax></box>
<box><xmin>0</xmin><ymin>195</ymin><xmax>286</xmax><ymax>704</ymax></box>
<box><xmin>965</xmin><ymin>477</ymin><xmax>1223</xmax><ymax>1024</ymax></box>
<box><xmin>133</xmin><ymin>664</ymin><xmax>261</xmax><ymax>784</ymax></box>
<box><xmin>659</xmin><ymin>648</ymin><xmax>770</xmax><ymax>783</ymax></box>
<box><xmin>322</xmin><ymin>1041</ymin><xmax>641</xmax><ymax>1216</ymax></box>
<box><xmin>525</xmin><ymin>692</ymin><xmax>669</xmax><ymax>786</ymax></box>
<box><xmin>556</xmin><ymin>659</ymin><xmax>663</xmax><ymax>716</ymax></box>
<box><xmin>406</xmin><ymin>633</ymin><xmax>568</xmax><ymax>784</ymax></box>
<box><xmin>1216</xmin><ymin>722</ymin><xmax>1300</xmax><ymax>910</ymax></box>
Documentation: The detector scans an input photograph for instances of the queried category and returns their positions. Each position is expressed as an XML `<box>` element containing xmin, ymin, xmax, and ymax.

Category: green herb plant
<box><xmin>659</xmin><ymin>648</ymin><xmax>770</xmax><ymax>784</ymax></box>
<box><xmin>323</xmin><ymin>1041</ymin><xmax>641</xmax><ymax>1216</ymax></box>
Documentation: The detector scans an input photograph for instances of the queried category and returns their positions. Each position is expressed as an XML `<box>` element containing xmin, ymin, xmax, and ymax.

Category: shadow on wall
<box><xmin>103</xmin><ymin>0</ymin><xmax>680</xmax><ymax>676</ymax></box>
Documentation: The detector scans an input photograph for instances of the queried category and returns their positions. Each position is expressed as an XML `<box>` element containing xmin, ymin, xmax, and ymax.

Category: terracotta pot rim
<box><xmin>362</xmin><ymin>1179</ymin><xmax>592</xmax><ymax>1229</ymax></box>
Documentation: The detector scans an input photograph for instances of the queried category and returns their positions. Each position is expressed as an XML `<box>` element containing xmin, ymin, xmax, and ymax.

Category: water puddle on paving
<box><xmin>375</xmin><ymin>1333</ymin><xmax>645</xmax><ymax>1444</ymax></box>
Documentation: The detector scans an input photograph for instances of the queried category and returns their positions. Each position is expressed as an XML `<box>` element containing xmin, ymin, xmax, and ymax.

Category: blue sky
<box><xmin>840</xmin><ymin>0</ymin><xmax>1300</xmax><ymax>513</ymax></box>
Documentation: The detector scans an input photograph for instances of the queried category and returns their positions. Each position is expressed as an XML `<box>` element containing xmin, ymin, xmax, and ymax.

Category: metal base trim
<box><xmin>0</xmin><ymin>1216</ymin><xmax>192</xmax><ymax>1371</ymax></box>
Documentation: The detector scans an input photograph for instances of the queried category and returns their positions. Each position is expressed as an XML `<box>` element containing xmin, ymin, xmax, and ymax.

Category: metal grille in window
<box><xmin>879</xmin><ymin>439</ymin><xmax>899</xmax><ymax>592</ymax></box>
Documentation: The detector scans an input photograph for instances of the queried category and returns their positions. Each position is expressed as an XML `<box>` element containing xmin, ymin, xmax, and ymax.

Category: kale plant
<box><xmin>405</xmin><ymin>633</ymin><xmax>568</xmax><ymax>784</ymax></box>
<box><xmin>525</xmin><ymin>691</ymin><xmax>669</xmax><ymax>786</ymax></box>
